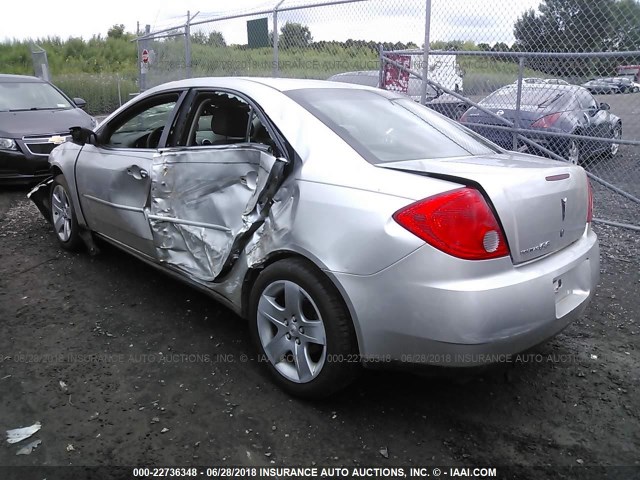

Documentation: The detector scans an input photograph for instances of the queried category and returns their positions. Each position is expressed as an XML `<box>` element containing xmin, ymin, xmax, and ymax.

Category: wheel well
<box><xmin>240</xmin><ymin>251</ymin><xmax>362</xmax><ymax>353</ymax></box>
<box><xmin>241</xmin><ymin>251</ymin><xmax>308</xmax><ymax>318</ymax></box>
<box><xmin>51</xmin><ymin>165</ymin><xmax>63</xmax><ymax>177</ymax></box>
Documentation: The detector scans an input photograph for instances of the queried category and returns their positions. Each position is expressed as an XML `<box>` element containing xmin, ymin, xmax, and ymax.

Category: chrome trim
<box><xmin>22</xmin><ymin>134</ymin><xmax>71</xmax><ymax>157</ymax></box>
<box><xmin>146</xmin><ymin>214</ymin><xmax>232</xmax><ymax>232</ymax></box>
<box><xmin>82</xmin><ymin>194</ymin><xmax>145</xmax><ymax>212</ymax></box>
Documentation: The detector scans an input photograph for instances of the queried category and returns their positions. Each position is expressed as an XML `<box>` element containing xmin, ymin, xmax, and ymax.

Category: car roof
<box><xmin>501</xmin><ymin>83</ymin><xmax>580</xmax><ymax>93</ymax></box>
<box><xmin>0</xmin><ymin>74</ymin><xmax>46</xmax><ymax>83</ymax></box>
<box><xmin>151</xmin><ymin>76</ymin><xmax>373</xmax><ymax>94</ymax></box>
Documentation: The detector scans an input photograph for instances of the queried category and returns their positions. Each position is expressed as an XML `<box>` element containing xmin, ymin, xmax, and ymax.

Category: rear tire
<box><xmin>50</xmin><ymin>175</ymin><xmax>82</xmax><ymax>251</ymax></box>
<box><xmin>249</xmin><ymin>258</ymin><xmax>359</xmax><ymax>398</ymax></box>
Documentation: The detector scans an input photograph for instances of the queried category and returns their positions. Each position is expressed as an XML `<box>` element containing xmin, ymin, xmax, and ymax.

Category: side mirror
<box><xmin>73</xmin><ymin>97</ymin><xmax>87</xmax><ymax>109</ymax></box>
<box><xmin>599</xmin><ymin>102</ymin><xmax>611</xmax><ymax>111</ymax></box>
<box><xmin>69</xmin><ymin>126</ymin><xmax>96</xmax><ymax>146</ymax></box>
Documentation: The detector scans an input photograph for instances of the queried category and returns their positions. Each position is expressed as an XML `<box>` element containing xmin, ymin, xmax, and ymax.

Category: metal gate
<box><xmin>380</xmin><ymin>48</ymin><xmax>640</xmax><ymax>231</ymax></box>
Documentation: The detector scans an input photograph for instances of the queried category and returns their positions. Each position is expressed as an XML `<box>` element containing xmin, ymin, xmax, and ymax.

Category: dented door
<box><xmin>147</xmin><ymin>146</ymin><xmax>283</xmax><ymax>281</ymax></box>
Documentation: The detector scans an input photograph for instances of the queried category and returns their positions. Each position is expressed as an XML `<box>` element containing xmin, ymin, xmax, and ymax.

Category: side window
<box><xmin>577</xmin><ymin>90</ymin><xmax>597</xmax><ymax>110</ymax></box>
<box><xmin>183</xmin><ymin>91</ymin><xmax>277</xmax><ymax>153</ymax></box>
<box><xmin>102</xmin><ymin>93</ymin><xmax>180</xmax><ymax>149</ymax></box>
<box><xmin>185</xmin><ymin>92</ymin><xmax>250</xmax><ymax>147</ymax></box>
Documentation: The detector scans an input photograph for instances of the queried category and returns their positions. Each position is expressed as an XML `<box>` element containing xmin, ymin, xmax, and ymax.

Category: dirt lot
<box><xmin>0</xmin><ymin>184</ymin><xmax>638</xmax><ymax>479</ymax></box>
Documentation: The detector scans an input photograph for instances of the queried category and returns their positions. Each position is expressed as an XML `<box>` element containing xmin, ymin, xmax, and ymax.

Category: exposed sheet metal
<box><xmin>148</xmin><ymin>146</ymin><xmax>285</xmax><ymax>281</ymax></box>
<box><xmin>27</xmin><ymin>177</ymin><xmax>54</xmax><ymax>223</ymax></box>
<box><xmin>244</xmin><ymin>175</ymin><xmax>299</xmax><ymax>268</ymax></box>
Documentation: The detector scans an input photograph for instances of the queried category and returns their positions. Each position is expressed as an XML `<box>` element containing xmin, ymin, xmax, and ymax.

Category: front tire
<box><xmin>605</xmin><ymin>124</ymin><xmax>622</xmax><ymax>159</ymax></box>
<box><xmin>51</xmin><ymin>175</ymin><xmax>82</xmax><ymax>251</ymax></box>
<box><xmin>565</xmin><ymin>139</ymin><xmax>581</xmax><ymax>165</ymax></box>
<box><xmin>249</xmin><ymin>258</ymin><xmax>359</xmax><ymax>398</ymax></box>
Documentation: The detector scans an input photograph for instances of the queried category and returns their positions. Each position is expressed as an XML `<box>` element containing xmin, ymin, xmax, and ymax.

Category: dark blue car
<box><xmin>460</xmin><ymin>84</ymin><xmax>622</xmax><ymax>164</ymax></box>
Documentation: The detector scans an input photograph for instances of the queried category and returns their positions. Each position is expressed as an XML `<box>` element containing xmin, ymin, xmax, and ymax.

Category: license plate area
<box><xmin>554</xmin><ymin>258</ymin><xmax>591</xmax><ymax>319</ymax></box>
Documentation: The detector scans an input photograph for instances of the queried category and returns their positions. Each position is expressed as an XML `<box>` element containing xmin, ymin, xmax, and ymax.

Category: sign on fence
<box><xmin>382</xmin><ymin>54</ymin><xmax>411</xmax><ymax>93</ymax></box>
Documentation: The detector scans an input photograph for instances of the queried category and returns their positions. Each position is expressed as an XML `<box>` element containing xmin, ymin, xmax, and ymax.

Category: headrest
<box><xmin>211</xmin><ymin>108</ymin><xmax>249</xmax><ymax>138</ymax></box>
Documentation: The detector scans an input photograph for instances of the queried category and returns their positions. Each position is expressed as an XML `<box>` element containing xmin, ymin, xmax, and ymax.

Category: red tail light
<box><xmin>587</xmin><ymin>180</ymin><xmax>593</xmax><ymax>223</ymax></box>
<box><xmin>531</xmin><ymin>112</ymin><xmax>562</xmax><ymax>128</ymax></box>
<box><xmin>393</xmin><ymin>188</ymin><xmax>510</xmax><ymax>260</ymax></box>
<box><xmin>459</xmin><ymin>110</ymin><xmax>470</xmax><ymax>123</ymax></box>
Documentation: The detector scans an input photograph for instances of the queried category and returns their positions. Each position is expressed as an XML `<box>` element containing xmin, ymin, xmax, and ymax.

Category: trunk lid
<box><xmin>380</xmin><ymin>152</ymin><xmax>589</xmax><ymax>264</ymax></box>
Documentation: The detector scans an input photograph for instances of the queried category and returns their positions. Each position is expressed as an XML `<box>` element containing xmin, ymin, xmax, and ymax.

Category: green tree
<box><xmin>513</xmin><ymin>0</ymin><xmax>617</xmax><ymax>53</ymax></box>
<box><xmin>280</xmin><ymin>22</ymin><xmax>312</xmax><ymax>49</ymax></box>
<box><xmin>608</xmin><ymin>0</ymin><xmax>640</xmax><ymax>51</ymax></box>
<box><xmin>207</xmin><ymin>31</ymin><xmax>226</xmax><ymax>48</ymax></box>
<box><xmin>191</xmin><ymin>31</ymin><xmax>207</xmax><ymax>45</ymax></box>
<box><xmin>107</xmin><ymin>24</ymin><xmax>126</xmax><ymax>40</ymax></box>
<box><xmin>512</xmin><ymin>0</ymin><xmax>638</xmax><ymax>75</ymax></box>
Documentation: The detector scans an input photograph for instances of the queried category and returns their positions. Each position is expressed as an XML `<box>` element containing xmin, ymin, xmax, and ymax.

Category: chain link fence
<box><xmin>136</xmin><ymin>0</ymin><xmax>640</xmax><ymax>230</ymax></box>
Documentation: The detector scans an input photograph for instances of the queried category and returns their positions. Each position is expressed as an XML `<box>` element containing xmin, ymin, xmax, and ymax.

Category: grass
<box><xmin>2</xmin><ymin>37</ymin><xmax>558</xmax><ymax>114</ymax></box>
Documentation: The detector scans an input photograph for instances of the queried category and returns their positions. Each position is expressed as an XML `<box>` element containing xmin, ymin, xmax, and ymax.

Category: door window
<box><xmin>101</xmin><ymin>93</ymin><xmax>181</xmax><ymax>149</ymax></box>
<box><xmin>184</xmin><ymin>92</ymin><xmax>250</xmax><ymax>147</ymax></box>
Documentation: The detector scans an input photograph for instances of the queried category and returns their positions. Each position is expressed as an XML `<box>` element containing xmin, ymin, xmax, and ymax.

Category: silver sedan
<box><xmin>29</xmin><ymin>77</ymin><xmax>599</xmax><ymax>397</ymax></box>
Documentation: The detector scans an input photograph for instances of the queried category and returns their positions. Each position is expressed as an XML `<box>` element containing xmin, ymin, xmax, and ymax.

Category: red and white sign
<box><xmin>382</xmin><ymin>54</ymin><xmax>411</xmax><ymax>93</ymax></box>
<box><xmin>141</xmin><ymin>49</ymin><xmax>149</xmax><ymax>64</ymax></box>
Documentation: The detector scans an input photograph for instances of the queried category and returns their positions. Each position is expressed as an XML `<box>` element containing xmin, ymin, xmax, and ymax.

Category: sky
<box><xmin>3</xmin><ymin>0</ymin><xmax>541</xmax><ymax>46</ymax></box>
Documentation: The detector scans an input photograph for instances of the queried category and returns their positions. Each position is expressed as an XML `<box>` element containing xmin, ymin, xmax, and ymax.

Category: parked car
<box><xmin>603</xmin><ymin>77</ymin><xmax>640</xmax><ymax>93</ymax></box>
<box><xmin>29</xmin><ymin>78</ymin><xmax>599</xmax><ymax>397</ymax></box>
<box><xmin>581</xmin><ymin>78</ymin><xmax>622</xmax><ymax>94</ymax></box>
<box><xmin>518</xmin><ymin>78</ymin><xmax>569</xmax><ymax>86</ymax></box>
<box><xmin>328</xmin><ymin>71</ymin><xmax>469</xmax><ymax>120</ymax></box>
<box><xmin>460</xmin><ymin>84</ymin><xmax>622</xmax><ymax>164</ymax></box>
<box><xmin>0</xmin><ymin>74</ymin><xmax>97</xmax><ymax>184</ymax></box>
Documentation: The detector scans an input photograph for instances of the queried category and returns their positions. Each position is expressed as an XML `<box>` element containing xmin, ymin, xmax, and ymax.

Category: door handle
<box><xmin>127</xmin><ymin>165</ymin><xmax>148</xmax><ymax>180</ymax></box>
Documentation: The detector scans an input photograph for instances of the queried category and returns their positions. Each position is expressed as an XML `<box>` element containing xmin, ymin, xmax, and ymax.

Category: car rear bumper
<box><xmin>332</xmin><ymin>227</ymin><xmax>599</xmax><ymax>367</ymax></box>
<box><xmin>0</xmin><ymin>149</ymin><xmax>51</xmax><ymax>184</ymax></box>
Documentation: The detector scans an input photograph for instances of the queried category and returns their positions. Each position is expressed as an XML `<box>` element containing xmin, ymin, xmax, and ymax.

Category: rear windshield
<box><xmin>0</xmin><ymin>81</ymin><xmax>73</xmax><ymax>112</ymax></box>
<box><xmin>286</xmin><ymin>88</ymin><xmax>497</xmax><ymax>164</ymax></box>
<box><xmin>481</xmin><ymin>87</ymin><xmax>566</xmax><ymax>108</ymax></box>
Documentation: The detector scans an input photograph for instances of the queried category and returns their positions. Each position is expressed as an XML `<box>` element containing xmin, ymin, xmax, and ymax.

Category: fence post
<box><xmin>139</xmin><ymin>24</ymin><xmax>150</xmax><ymax>92</ymax></box>
<box><xmin>273</xmin><ymin>0</ymin><xmax>285</xmax><ymax>77</ymax></box>
<box><xmin>185</xmin><ymin>11</ymin><xmax>192</xmax><ymax>79</ymax></box>
<box><xmin>420</xmin><ymin>0</ymin><xmax>432</xmax><ymax>105</ymax></box>
<box><xmin>378</xmin><ymin>44</ymin><xmax>384</xmax><ymax>89</ymax></box>
<box><xmin>513</xmin><ymin>56</ymin><xmax>525</xmax><ymax>151</ymax></box>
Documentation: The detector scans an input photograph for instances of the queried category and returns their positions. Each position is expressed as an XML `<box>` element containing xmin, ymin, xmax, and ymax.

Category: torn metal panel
<box><xmin>27</xmin><ymin>177</ymin><xmax>54</xmax><ymax>223</ymax></box>
<box><xmin>244</xmin><ymin>175</ymin><xmax>299</xmax><ymax>268</ymax></box>
<box><xmin>148</xmin><ymin>146</ymin><xmax>285</xmax><ymax>281</ymax></box>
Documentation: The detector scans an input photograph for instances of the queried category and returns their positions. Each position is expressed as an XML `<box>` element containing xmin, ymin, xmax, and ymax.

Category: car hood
<box><xmin>0</xmin><ymin>108</ymin><xmax>94</xmax><ymax>138</ymax></box>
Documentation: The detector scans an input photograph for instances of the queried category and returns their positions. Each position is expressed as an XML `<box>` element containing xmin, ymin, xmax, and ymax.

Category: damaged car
<box><xmin>29</xmin><ymin>78</ymin><xmax>599</xmax><ymax>398</ymax></box>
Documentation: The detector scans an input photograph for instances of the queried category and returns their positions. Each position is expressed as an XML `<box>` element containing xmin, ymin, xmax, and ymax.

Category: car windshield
<box><xmin>287</xmin><ymin>88</ymin><xmax>497</xmax><ymax>164</ymax></box>
<box><xmin>481</xmin><ymin>88</ymin><xmax>564</xmax><ymax>108</ymax></box>
<box><xmin>0</xmin><ymin>81</ymin><xmax>73</xmax><ymax>112</ymax></box>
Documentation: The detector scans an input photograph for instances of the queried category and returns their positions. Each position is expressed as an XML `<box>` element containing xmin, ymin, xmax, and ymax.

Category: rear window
<box><xmin>482</xmin><ymin>87</ymin><xmax>566</xmax><ymax>108</ymax></box>
<box><xmin>286</xmin><ymin>88</ymin><xmax>497</xmax><ymax>164</ymax></box>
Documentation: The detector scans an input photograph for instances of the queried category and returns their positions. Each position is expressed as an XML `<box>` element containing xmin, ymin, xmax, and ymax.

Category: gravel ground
<box><xmin>0</xmin><ymin>186</ymin><xmax>638</xmax><ymax>479</ymax></box>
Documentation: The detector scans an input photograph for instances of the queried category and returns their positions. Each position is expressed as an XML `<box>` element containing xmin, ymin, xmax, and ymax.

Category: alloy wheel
<box><xmin>610</xmin><ymin>127</ymin><xmax>621</xmax><ymax>156</ymax></box>
<box><xmin>52</xmin><ymin>184</ymin><xmax>73</xmax><ymax>242</ymax></box>
<box><xmin>256</xmin><ymin>280</ymin><xmax>327</xmax><ymax>383</ymax></box>
<box><xmin>567</xmin><ymin>140</ymin><xmax>580</xmax><ymax>165</ymax></box>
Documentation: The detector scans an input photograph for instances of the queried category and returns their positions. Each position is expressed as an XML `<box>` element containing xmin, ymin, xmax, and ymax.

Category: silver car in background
<box><xmin>29</xmin><ymin>78</ymin><xmax>599</xmax><ymax>397</ymax></box>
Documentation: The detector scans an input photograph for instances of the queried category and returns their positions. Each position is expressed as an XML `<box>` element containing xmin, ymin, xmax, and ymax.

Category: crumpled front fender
<box><xmin>27</xmin><ymin>176</ymin><xmax>54</xmax><ymax>224</ymax></box>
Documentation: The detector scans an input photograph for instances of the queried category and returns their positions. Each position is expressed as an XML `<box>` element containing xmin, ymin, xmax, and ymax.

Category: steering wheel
<box><xmin>146</xmin><ymin>126</ymin><xmax>164</xmax><ymax>149</ymax></box>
